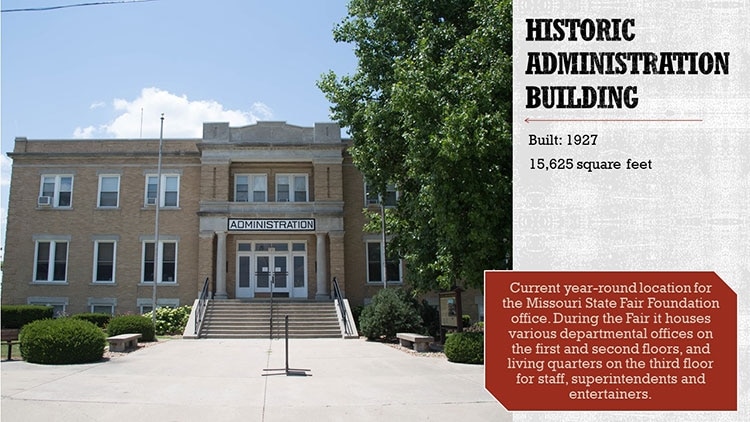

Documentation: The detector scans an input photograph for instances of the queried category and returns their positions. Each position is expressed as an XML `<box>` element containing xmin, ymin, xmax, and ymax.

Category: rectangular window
<box><xmin>91</xmin><ymin>304</ymin><xmax>114</xmax><ymax>315</ymax></box>
<box><xmin>142</xmin><ymin>241</ymin><xmax>178</xmax><ymax>283</ymax></box>
<box><xmin>235</xmin><ymin>174</ymin><xmax>267</xmax><ymax>202</ymax></box>
<box><xmin>145</xmin><ymin>174</ymin><xmax>180</xmax><ymax>207</ymax></box>
<box><xmin>35</xmin><ymin>241</ymin><xmax>68</xmax><ymax>282</ymax></box>
<box><xmin>98</xmin><ymin>175</ymin><xmax>120</xmax><ymax>207</ymax></box>
<box><xmin>293</xmin><ymin>256</ymin><xmax>305</xmax><ymax>288</ymax></box>
<box><xmin>40</xmin><ymin>175</ymin><xmax>73</xmax><ymax>208</ymax></box>
<box><xmin>94</xmin><ymin>241</ymin><xmax>116</xmax><ymax>283</ymax></box>
<box><xmin>28</xmin><ymin>298</ymin><xmax>67</xmax><ymax>317</ymax></box>
<box><xmin>276</xmin><ymin>174</ymin><xmax>308</xmax><ymax>202</ymax></box>
<box><xmin>366</xmin><ymin>241</ymin><xmax>401</xmax><ymax>283</ymax></box>
<box><xmin>138</xmin><ymin>298</ymin><xmax>179</xmax><ymax>314</ymax></box>
<box><xmin>365</xmin><ymin>182</ymin><xmax>398</xmax><ymax>207</ymax></box>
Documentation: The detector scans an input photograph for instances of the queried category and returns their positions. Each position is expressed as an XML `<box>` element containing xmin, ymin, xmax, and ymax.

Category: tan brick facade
<box><xmin>2</xmin><ymin>122</ymin><xmax>415</xmax><ymax>316</ymax></box>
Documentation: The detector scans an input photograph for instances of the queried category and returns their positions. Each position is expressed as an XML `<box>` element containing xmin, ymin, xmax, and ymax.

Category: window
<box><xmin>93</xmin><ymin>240</ymin><xmax>116</xmax><ymax>283</ymax></box>
<box><xmin>276</xmin><ymin>174</ymin><xmax>308</xmax><ymax>202</ymax></box>
<box><xmin>88</xmin><ymin>298</ymin><xmax>116</xmax><ymax>316</ymax></box>
<box><xmin>91</xmin><ymin>305</ymin><xmax>114</xmax><ymax>315</ymax></box>
<box><xmin>365</xmin><ymin>182</ymin><xmax>398</xmax><ymax>207</ymax></box>
<box><xmin>34</xmin><ymin>240</ymin><xmax>68</xmax><ymax>282</ymax></box>
<box><xmin>98</xmin><ymin>175</ymin><xmax>120</xmax><ymax>207</ymax></box>
<box><xmin>142</xmin><ymin>241</ymin><xmax>177</xmax><ymax>283</ymax></box>
<box><xmin>366</xmin><ymin>241</ymin><xmax>401</xmax><ymax>283</ymax></box>
<box><xmin>138</xmin><ymin>298</ymin><xmax>179</xmax><ymax>314</ymax></box>
<box><xmin>235</xmin><ymin>174</ymin><xmax>267</xmax><ymax>202</ymax></box>
<box><xmin>40</xmin><ymin>175</ymin><xmax>73</xmax><ymax>207</ymax></box>
<box><xmin>28</xmin><ymin>297</ymin><xmax>68</xmax><ymax>317</ymax></box>
<box><xmin>145</xmin><ymin>174</ymin><xmax>180</xmax><ymax>207</ymax></box>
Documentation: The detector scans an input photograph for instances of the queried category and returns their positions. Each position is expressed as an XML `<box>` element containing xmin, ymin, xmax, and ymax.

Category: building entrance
<box><xmin>236</xmin><ymin>242</ymin><xmax>308</xmax><ymax>298</ymax></box>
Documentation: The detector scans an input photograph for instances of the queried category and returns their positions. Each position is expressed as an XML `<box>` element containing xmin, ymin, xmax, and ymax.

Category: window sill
<box><xmin>91</xmin><ymin>282</ymin><xmax>117</xmax><ymax>286</ymax></box>
<box><xmin>138</xmin><ymin>283</ymin><xmax>179</xmax><ymax>287</ymax></box>
<box><xmin>30</xmin><ymin>281</ymin><xmax>69</xmax><ymax>285</ymax></box>
<box><xmin>96</xmin><ymin>207</ymin><xmax>120</xmax><ymax>210</ymax></box>
<box><xmin>35</xmin><ymin>207</ymin><xmax>73</xmax><ymax>211</ymax></box>
<box><xmin>366</xmin><ymin>281</ymin><xmax>403</xmax><ymax>285</ymax></box>
<box><xmin>140</xmin><ymin>206</ymin><xmax>182</xmax><ymax>211</ymax></box>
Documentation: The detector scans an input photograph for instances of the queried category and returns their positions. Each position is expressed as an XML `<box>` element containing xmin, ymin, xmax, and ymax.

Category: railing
<box><xmin>332</xmin><ymin>277</ymin><xmax>353</xmax><ymax>336</ymax></box>
<box><xmin>194</xmin><ymin>277</ymin><xmax>210</xmax><ymax>336</ymax></box>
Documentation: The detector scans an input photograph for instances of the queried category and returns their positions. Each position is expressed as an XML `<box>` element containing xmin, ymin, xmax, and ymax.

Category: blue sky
<box><xmin>0</xmin><ymin>0</ymin><xmax>358</xmax><ymax>258</ymax></box>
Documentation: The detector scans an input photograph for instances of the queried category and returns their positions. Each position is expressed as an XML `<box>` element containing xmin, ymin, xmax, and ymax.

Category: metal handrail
<box><xmin>194</xmin><ymin>277</ymin><xmax>210</xmax><ymax>336</ymax></box>
<box><xmin>332</xmin><ymin>277</ymin><xmax>352</xmax><ymax>336</ymax></box>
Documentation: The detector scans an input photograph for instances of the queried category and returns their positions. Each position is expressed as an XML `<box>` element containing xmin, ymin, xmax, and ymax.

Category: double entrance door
<box><xmin>236</xmin><ymin>242</ymin><xmax>307</xmax><ymax>298</ymax></box>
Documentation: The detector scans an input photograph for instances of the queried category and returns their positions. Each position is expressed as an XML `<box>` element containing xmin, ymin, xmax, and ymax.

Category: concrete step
<box><xmin>199</xmin><ymin>300</ymin><xmax>343</xmax><ymax>339</ymax></box>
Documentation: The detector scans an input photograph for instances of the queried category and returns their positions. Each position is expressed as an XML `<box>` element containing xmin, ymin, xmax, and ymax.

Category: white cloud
<box><xmin>73</xmin><ymin>87</ymin><xmax>273</xmax><ymax>139</ymax></box>
<box><xmin>0</xmin><ymin>154</ymin><xmax>11</xmax><ymax>189</ymax></box>
<box><xmin>89</xmin><ymin>101</ymin><xmax>106</xmax><ymax>109</ymax></box>
<box><xmin>73</xmin><ymin>126</ymin><xmax>97</xmax><ymax>139</ymax></box>
<box><xmin>1</xmin><ymin>154</ymin><xmax>11</xmax><ymax>260</ymax></box>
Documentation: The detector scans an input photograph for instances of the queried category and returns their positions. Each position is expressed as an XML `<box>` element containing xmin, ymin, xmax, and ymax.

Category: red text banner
<box><xmin>485</xmin><ymin>271</ymin><xmax>736</xmax><ymax>411</ymax></box>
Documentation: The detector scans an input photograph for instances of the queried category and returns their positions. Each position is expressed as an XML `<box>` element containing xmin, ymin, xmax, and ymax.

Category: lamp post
<box><xmin>151</xmin><ymin>114</ymin><xmax>164</xmax><ymax>326</ymax></box>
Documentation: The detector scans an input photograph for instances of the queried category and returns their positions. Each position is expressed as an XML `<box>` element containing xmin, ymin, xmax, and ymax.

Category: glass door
<box><xmin>271</xmin><ymin>256</ymin><xmax>288</xmax><ymax>295</ymax></box>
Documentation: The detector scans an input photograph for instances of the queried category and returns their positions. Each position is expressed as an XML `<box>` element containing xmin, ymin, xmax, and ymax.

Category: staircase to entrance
<box><xmin>198</xmin><ymin>300</ymin><xmax>343</xmax><ymax>339</ymax></box>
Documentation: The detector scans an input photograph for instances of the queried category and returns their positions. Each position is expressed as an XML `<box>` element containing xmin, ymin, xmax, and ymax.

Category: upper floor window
<box><xmin>34</xmin><ymin>240</ymin><xmax>69</xmax><ymax>282</ymax></box>
<box><xmin>145</xmin><ymin>174</ymin><xmax>180</xmax><ymax>207</ymax></box>
<box><xmin>39</xmin><ymin>175</ymin><xmax>73</xmax><ymax>208</ymax></box>
<box><xmin>235</xmin><ymin>174</ymin><xmax>267</xmax><ymax>202</ymax></box>
<box><xmin>276</xmin><ymin>174</ymin><xmax>308</xmax><ymax>202</ymax></box>
<box><xmin>98</xmin><ymin>175</ymin><xmax>120</xmax><ymax>208</ymax></box>
<box><xmin>365</xmin><ymin>182</ymin><xmax>398</xmax><ymax>207</ymax></box>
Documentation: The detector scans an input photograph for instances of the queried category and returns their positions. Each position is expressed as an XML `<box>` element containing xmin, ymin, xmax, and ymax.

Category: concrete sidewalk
<box><xmin>1</xmin><ymin>338</ymin><xmax>510</xmax><ymax>421</ymax></box>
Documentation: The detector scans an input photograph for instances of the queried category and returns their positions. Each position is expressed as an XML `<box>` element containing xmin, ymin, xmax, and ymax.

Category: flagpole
<box><xmin>152</xmin><ymin>113</ymin><xmax>164</xmax><ymax>325</ymax></box>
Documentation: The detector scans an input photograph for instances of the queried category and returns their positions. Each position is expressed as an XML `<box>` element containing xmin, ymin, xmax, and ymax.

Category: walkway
<box><xmin>1</xmin><ymin>338</ymin><xmax>510</xmax><ymax>421</ymax></box>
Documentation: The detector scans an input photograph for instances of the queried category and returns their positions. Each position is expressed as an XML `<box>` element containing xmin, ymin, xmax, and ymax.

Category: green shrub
<box><xmin>444</xmin><ymin>331</ymin><xmax>484</xmax><ymax>364</ymax></box>
<box><xmin>143</xmin><ymin>305</ymin><xmax>191</xmax><ymax>335</ymax></box>
<box><xmin>350</xmin><ymin>305</ymin><xmax>364</xmax><ymax>331</ymax></box>
<box><xmin>71</xmin><ymin>313</ymin><xmax>112</xmax><ymax>329</ymax></box>
<box><xmin>19</xmin><ymin>318</ymin><xmax>106</xmax><ymax>364</ymax></box>
<box><xmin>1</xmin><ymin>305</ymin><xmax>54</xmax><ymax>329</ymax></box>
<box><xmin>107</xmin><ymin>315</ymin><xmax>155</xmax><ymax>342</ymax></box>
<box><xmin>359</xmin><ymin>288</ymin><xmax>423</xmax><ymax>341</ymax></box>
<box><xmin>415</xmin><ymin>300</ymin><xmax>440</xmax><ymax>338</ymax></box>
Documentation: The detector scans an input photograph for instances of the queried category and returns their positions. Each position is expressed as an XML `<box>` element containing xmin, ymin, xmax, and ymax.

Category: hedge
<box><xmin>1</xmin><ymin>305</ymin><xmax>54</xmax><ymax>329</ymax></box>
<box><xmin>19</xmin><ymin>318</ymin><xmax>106</xmax><ymax>364</ymax></box>
<box><xmin>142</xmin><ymin>305</ymin><xmax>191</xmax><ymax>335</ymax></box>
<box><xmin>107</xmin><ymin>315</ymin><xmax>156</xmax><ymax>342</ymax></box>
<box><xmin>359</xmin><ymin>288</ymin><xmax>423</xmax><ymax>341</ymax></box>
<box><xmin>444</xmin><ymin>331</ymin><xmax>484</xmax><ymax>364</ymax></box>
<box><xmin>71</xmin><ymin>313</ymin><xmax>112</xmax><ymax>329</ymax></box>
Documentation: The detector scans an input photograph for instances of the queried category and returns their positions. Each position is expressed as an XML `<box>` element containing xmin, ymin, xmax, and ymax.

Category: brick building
<box><xmin>2</xmin><ymin>121</ymin><xmax>483</xmax><ymax>324</ymax></box>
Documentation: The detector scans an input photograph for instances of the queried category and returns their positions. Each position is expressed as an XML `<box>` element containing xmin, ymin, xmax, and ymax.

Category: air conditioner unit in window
<box><xmin>38</xmin><ymin>196</ymin><xmax>52</xmax><ymax>206</ymax></box>
<box><xmin>146</xmin><ymin>197</ymin><xmax>156</xmax><ymax>205</ymax></box>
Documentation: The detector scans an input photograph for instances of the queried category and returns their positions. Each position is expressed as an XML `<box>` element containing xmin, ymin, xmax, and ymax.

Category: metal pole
<box><xmin>151</xmin><ymin>113</ymin><xmax>164</xmax><ymax>326</ymax></box>
<box><xmin>379</xmin><ymin>193</ymin><xmax>387</xmax><ymax>289</ymax></box>
<box><xmin>285</xmin><ymin>315</ymin><xmax>289</xmax><ymax>374</ymax></box>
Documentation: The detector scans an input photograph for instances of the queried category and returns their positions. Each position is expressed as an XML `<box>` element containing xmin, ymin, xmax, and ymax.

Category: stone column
<box><xmin>198</xmin><ymin>231</ymin><xmax>214</xmax><ymax>297</ymax></box>
<box><xmin>215</xmin><ymin>231</ymin><xmax>228</xmax><ymax>299</ymax></box>
<box><xmin>315</xmin><ymin>232</ymin><xmax>329</xmax><ymax>299</ymax></box>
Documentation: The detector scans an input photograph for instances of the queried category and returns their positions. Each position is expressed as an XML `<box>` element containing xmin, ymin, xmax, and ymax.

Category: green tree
<box><xmin>319</xmin><ymin>0</ymin><xmax>512</xmax><ymax>290</ymax></box>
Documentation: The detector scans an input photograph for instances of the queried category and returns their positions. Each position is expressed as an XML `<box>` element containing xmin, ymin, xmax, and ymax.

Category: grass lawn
<box><xmin>1</xmin><ymin>342</ymin><xmax>22</xmax><ymax>360</ymax></box>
